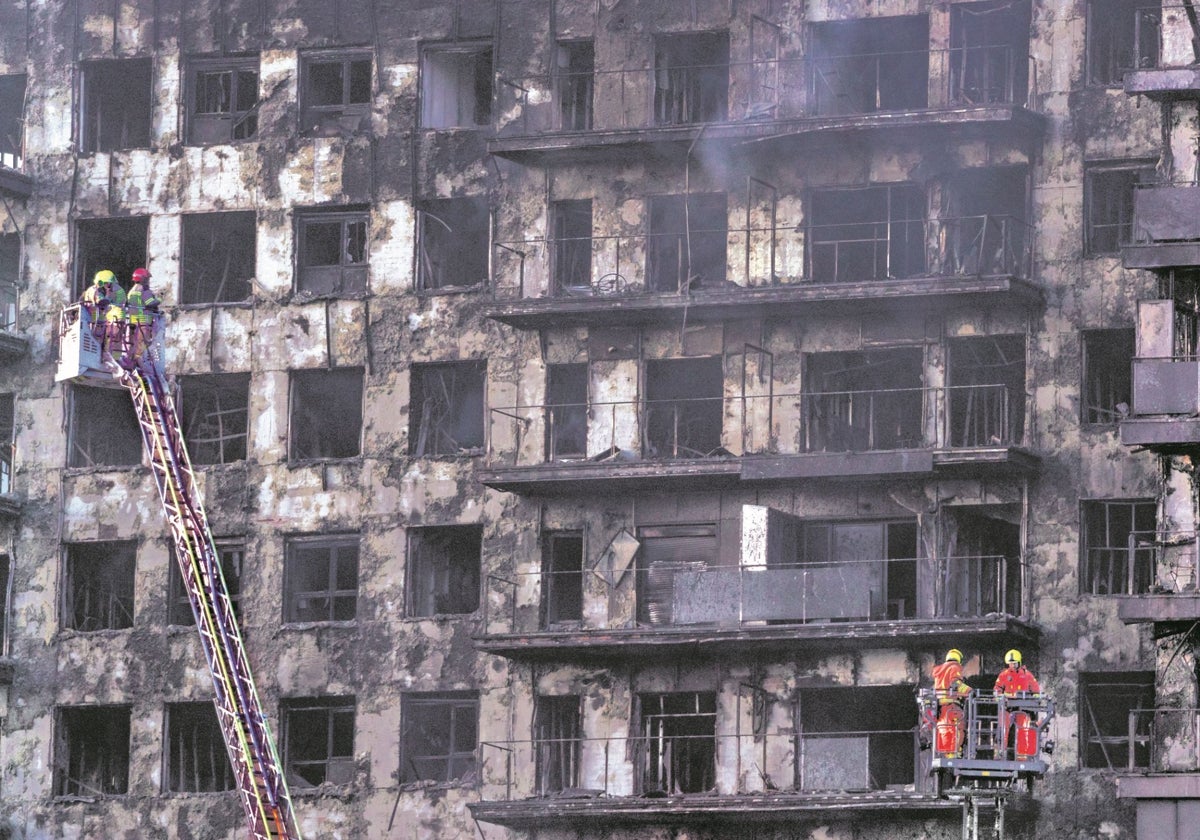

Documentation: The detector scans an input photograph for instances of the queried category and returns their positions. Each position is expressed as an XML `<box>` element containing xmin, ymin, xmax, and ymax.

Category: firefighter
<box><xmin>994</xmin><ymin>648</ymin><xmax>1041</xmax><ymax>758</ymax></box>
<box><xmin>124</xmin><ymin>267</ymin><xmax>159</xmax><ymax>364</ymax></box>
<box><xmin>931</xmin><ymin>648</ymin><xmax>972</xmax><ymax>757</ymax></box>
<box><xmin>103</xmin><ymin>273</ymin><xmax>128</xmax><ymax>361</ymax></box>
<box><xmin>81</xmin><ymin>270</ymin><xmax>114</xmax><ymax>342</ymax></box>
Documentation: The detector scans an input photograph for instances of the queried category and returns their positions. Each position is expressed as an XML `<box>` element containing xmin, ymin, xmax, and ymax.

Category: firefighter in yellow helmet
<box><xmin>995</xmin><ymin>649</ymin><xmax>1041</xmax><ymax>758</ymax></box>
<box><xmin>124</xmin><ymin>267</ymin><xmax>159</xmax><ymax>365</ymax></box>
<box><xmin>931</xmin><ymin>648</ymin><xmax>972</xmax><ymax>757</ymax></box>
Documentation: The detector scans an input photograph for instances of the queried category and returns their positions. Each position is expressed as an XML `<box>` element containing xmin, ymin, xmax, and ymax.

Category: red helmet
<box><xmin>132</xmin><ymin>267</ymin><xmax>151</xmax><ymax>284</ymax></box>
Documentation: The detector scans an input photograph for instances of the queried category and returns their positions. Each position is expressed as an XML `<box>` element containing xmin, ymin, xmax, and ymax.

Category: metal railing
<box><xmin>487</xmin><ymin>383</ymin><xmax>1027</xmax><ymax>467</ymax></box>
<box><xmin>1124</xmin><ymin>707</ymin><xmax>1200</xmax><ymax>771</ymax></box>
<box><xmin>491</xmin><ymin>215</ymin><xmax>1033</xmax><ymax>300</ymax></box>
<box><xmin>478</xmin><ymin>728</ymin><xmax>928</xmax><ymax>802</ymax></box>
<box><xmin>493</xmin><ymin>46</ymin><xmax>1035</xmax><ymax>138</ymax></box>
<box><xmin>1083</xmin><ymin>529</ymin><xmax>1198</xmax><ymax>596</ymax></box>
<box><xmin>482</xmin><ymin>554</ymin><xmax>1020</xmax><ymax>636</ymax></box>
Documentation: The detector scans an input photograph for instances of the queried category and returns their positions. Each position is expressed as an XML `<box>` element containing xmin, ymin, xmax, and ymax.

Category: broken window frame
<box><xmin>67</xmin><ymin>383</ymin><xmax>146</xmax><ymax>469</ymax></box>
<box><xmin>54</xmin><ymin>705</ymin><xmax>132</xmax><ymax>798</ymax></box>
<box><xmin>72</xmin><ymin>215</ymin><xmax>150</xmax><ymax>299</ymax></box>
<box><xmin>636</xmin><ymin>692</ymin><xmax>717</xmax><ymax>795</ymax></box>
<box><xmin>185</xmin><ymin>55</ymin><xmax>260</xmax><ymax>145</ymax></box>
<box><xmin>415</xmin><ymin>197</ymin><xmax>491</xmax><ymax>292</ymax></box>
<box><xmin>1081</xmin><ymin>328</ymin><xmax>1135</xmax><ymax>425</ymax></box>
<box><xmin>946</xmin><ymin>335</ymin><xmax>1028</xmax><ymax>447</ymax></box>
<box><xmin>419</xmin><ymin>42</ymin><xmax>494</xmax><ymax>129</ymax></box>
<box><xmin>636</xmin><ymin>523</ymin><xmax>719</xmax><ymax>626</ymax></box>
<box><xmin>646</xmin><ymin>192</ymin><xmax>729</xmax><ymax>293</ymax></box>
<box><xmin>408</xmin><ymin>360</ymin><xmax>487</xmax><ymax>457</ymax></box>
<box><xmin>0</xmin><ymin>73</ymin><xmax>26</xmax><ymax>170</ymax></box>
<box><xmin>0</xmin><ymin>392</ymin><xmax>12</xmax><ymax>495</ymax></box>
<box><xmin>541</xmin><ymin>531</ymin><xmax>584</xmax><ymax>628</ymax></box>
<box><xmin>802</xmin><ymin>348</ymin><xmax>926</xmax><ymax>453</ymax></box>
<box><xmin>1079</xmin><ymin>672</ymin><xmax>1154</xmax><ymax>769</ymax></box>
<box><xmin>808</xmin><ymin>16</ymin><xmax>930</xmax><ymax>116</ymax></box>
<box><xmin>1081</xmin><ymin>498</ymin><xmax>1158</xmax><ymax>595</ymax></box>
<box><xmin>555</xmin><ymin>40</ymin><xmax>594</xmax><ymax>131</ymax></box>
<box><xmin>0</xmin><ymin>553</ymin><xmax>10</xmax><ymax>657</ymax></box>
<box><xmin>283</xmin><ymin>534</ymin><xmax>359</xmax><ymax>624</ymax></box>
<box><xmin>948</xmin><ymin>1</ymin><xmax>1030</xmax><ymax>105</ymax></box>
<box><xmin>295</xmin><ymin>209</ymin><xmax>369</xmax><ymax>297</ymax></box>
<box><xmin>406</xmin><ymin>524</ymin><xmax>482</xmax><ymax>617</ymax></box>
<box><xmin>62</xmin><ymin>540</ymin><xmax>137</xmax><ymax>632</ymax></box>
<box><xmin>1086</xmin><ymin>0</ymin><xmax>1159</xmax><ymax>86</ymax></box>
<box><xmin>180</xmin><ymin>211</ymin><xmax>256</xmax><ymax>305</ymax></box>
<box><xmin>535</xmin><ymin>695</ymin><xmax>582</xmax><ymax>795</ymax></box>
<box><xmin>164</xmin><ymin>701</ymin><xmax>236</xmax><ymax>793</ymax></box>
<box><xmin>0</xmin><ymin>232</ymin><xmax>17</xmax><ymax>332</ymax></box>
<box><xmin>281</xmin><ymin>696</ymin><xmax>356</xmax><ymax>788</ymax></box>
<box><xmin>653</xmin><ymin>31</ymin><xmax>730</xmax><ymax>125</ymax></box>
<box><xmin>78</xmin><ymin>58</ymin><xmax>153</xmax><ymax>153</ymax></box>
<box><xmin>168</xmin><ymin>536</ymin><xmax>244</xmax><ymax>627</ymax></box>
<box><xmin>807</xmin><ymin>183</ymin><xmax>927</xmax><ymax>283</ymax></box>
<box><xmin>400</xmin><ymin>691</ymin><xmax>478</xmax><ymax>784</ymax></box>
<box><xmin>643</xmin><ymin>356</ymin><xmax>725</xmax><ymax>459</ymax></box>
<box><xmin>797</xmin><ymin>685</ymin><xmax>918</xmax><ymax>791</ymax></box>
<box><xmin>179</xmin><ymin>373</ymin><xmax>250</xmax><ymax>465</ymax></box>
<box><xmin>545</xmin><ymin>363</ymin><xmax>588</xmax><ymax>460</ymax></box>
<box><xmin>299</xmin><ymin>50</ymin><xmax>373</xmax><ymax>135</ymax></box>
<box><xmin>551</xmin><ymin>199</ymin><xmax>593</xmax><ymax>295</ymax></box>
<box><xmin>1085</xmin><ymin>161</ymin><xmax>1156</xmax><ymax>256</ymax></box>
<box><xmin>288</xmin><ymin>367</ymin><xmax>364</xmax><ymax>462</ymax></box>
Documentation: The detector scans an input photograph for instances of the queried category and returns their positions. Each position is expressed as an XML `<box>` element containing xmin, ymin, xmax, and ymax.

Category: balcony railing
<box><xmin>1124</xmin><ymin>707</ymin><xmax>1200</xmax><ymax>772</ymax></box>
<box><xmin>494</xmin><ymin>46</ymin><xmax>1034</xmax><ymax>138</ymax></box>
<box><xmin>491</xmin><ymin>215</ymin><xmax>1033</xmax><ymax>300</ymax></box>
<box><xmin>1084</xmin><ymin>530</ymin><xmax>1198</xmax><ymax>596</ymax></box>
<box><xmin>479</xmin><ymin>728</ymin><xmax>928</xmax><ymax>802</ymax></box>
<box><xmin>488</xmin><ymin>384</ymin><xmax>1027</xmax><ymax>467</ymax></box>
<box><xmin>1130</xmin><ymin>6</ymin><xmax>1200</xmax><ymax>70</ymax></box>
<box><xmin>483</xmin><ymin>554</ymin><xmax>1020</xmax><ymax>636</ymax></box>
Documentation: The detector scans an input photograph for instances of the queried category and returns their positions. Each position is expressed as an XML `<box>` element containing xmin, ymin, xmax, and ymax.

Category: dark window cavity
<box><xmin>73</xmin><ymin>216</ymin><xmax>149</xmax><ymax>299</ymax></box>
<box><xmin>165</xmin><ymin>702</ymin><xmax>235</xmax><ymax>792</ymax></box>
<box><xmin>653</xmin><ymin>32</ymin><xmax>729</xmax><ymax>125</ymax></box>
<box><xmin>552</xmin><ymin>199</ymin><xmax>592</xmax><ymax>294</ymax></box>
<box><xmin>1088</xmin><ymin>0</ymin><xmax>1159</xmax><ymax>85</ymax></box>
<box><xmin>420</xmin><ymin>44</ymin><xmax>493</xmax><ymax>128</ymax></box>
<box><xmin>0</xmin><ymin>553</ymin><xmax>10</xmax><ymax>655</ymax></box>
<box><xmin>168</xmin><ymin>537</ymin><xmax>243</xmax><ymax>626</ymax></box>
<box><xmin>809</xmin><ymin>16</ymin><xmax>929</xmax><ymax>115</ymax></box>
<box><xmin>644</xmin><ymin>356</ymin><xmax>724</xmax><ymax>458</ymax></box>
<box><xmin>947</xmin><ymin>335</ymin><xmax>1027</xmax><ymax>446</ymax></box>
<box><xmin>1080</xmin><ymin>672</ymin><xmax>1154</xmax><ymax>769</ymax></box>
<box><xmin>556</xmin><ymin>41</ymin><xmax>594</xmax><ymax>130</ymax></box>
<box><xmin>55</xmin><ymin>706</ymin><xmax>131</xmax><ymax>797</ymax></box>
<box><xmin>300</xmin><ymin>51</ymin><xmax>372</xmax><ymax>135</ymax></box>
<box><xmin>282</xmin><ymin>696</ymin><xmax>356</xmax><ymax>787</ymax></box>
<box><xmin>409</xmin><ymin>361</ymin><xmax>486</xmax><ymax>456</ymax></box>
<box><xmin>0</xmin><ymin>233</ymin><xmax>17</xmax><ymax>332</ymax></box>
<box><xmin>638</xmin><ymin>692</ymin><xmax>716</xmax><ymax>794</ymax></box>
<box><xmin>636</xmin><ymin>524</ymin><xmax>719</xmax><ymax>626</ymax></box>
<box><xmin>186</xmin><ymin>56</ymin><xmax>259</xmax><ymax>144</ymax></box>
<box><xmin>80</xmin><ymin>59</ymin><xmax>153</xmax><ymax>153</ymax></box>
<box><xmin>1086</xmin><ymin>163</ymin><xmax>1155</xmax><ymax>256</ymax></box>
<box><xmin>416</xmin><ymin>197</ymin><xmax>489</xmax><ymax>291</ymax></box>
<box><xmin>406</xmin><ymin>525</ymin><xmax>482</xmax><ymax>617</ymax></box>
<box><xmin>401</xmin><ymin>691</ymin><xmax>478</xmax><ymax>783</ymax></box>
<box><xmin>1082</xmin><ymin>328</ymin><xmax>1135</xmax><ymax>424</ymax></box>
<box><xmin>296</xmin><ymin>209</ymin><xmax>368</xmax><ymax>296</ymax></box>
<box><xmin>1082</xmin><ymin>498</ymin><xmax>1157</xmax><ymax>595</ymax></box>
<box><xmin>799</xmin><ymin>686</ymin><xmax>916</xmax><ymax>791</ymax></box>
<box><xmin>284</xmin><ymin>535</ymin><xmax>359</xmax><ymax>623</ymax></box>
<box><xmin>62</xmin><ymin>541</ymin><xmax>136</xmax><ymax>632</ymax></box>
<box><xmin>181</xmin><ymin>212</ymin><xmax>256</xmax><ymax>304</ymax></box>
<box><xmin>949</xmin><ymin>1</ymin><xmax>1030</xmax><ymax>104</ymax></box>
<box><xmin>535</xmin><ymin>695</ymin><xmax>582</xmax><ymax>794</ymax></box>
<box><xmin>546</xmin><ymin>363</ymin><xmax>587</xmax><ymax>460</ymax></box>
<box><xmin>0</xmin><ymin>392</ymin><xmax>12</xmax><ymax>494</ymax></box>
<box><xmin>808</xmin><ymin>184</ymin><xmax>925</xmax><ymax>283</ymax></box>
<box><xmin>0</xmin><ymin>73</ymin><xmax>26</xmax><ymax>169</ymax></box>
<box><xmin>179</xmin><ymin>373</ymin><xmax>250</xmax><ymax>465</ymax></box>
<box><xmin>542</xmin><ymin>531</ymin><xmax>583</xmax><ymax>627</ymax></box>
<box><xmin>289</xmin><ymin>368</ymin><xmax>363</xmax><ymax>461</ymax></box>
<box><xmin>646</xmin><ymin>193</ymin><xmax>727</xmax><ymax>293</ymax></box>
<box><xmin>803</xmin><ymin>348</ymin><xmax>924</xmax><ymax>452</ymax></box>
<box><xmin>68</xmin><ymin>385</ymin><xmax>142</xmax><ymax>468</ymax></box>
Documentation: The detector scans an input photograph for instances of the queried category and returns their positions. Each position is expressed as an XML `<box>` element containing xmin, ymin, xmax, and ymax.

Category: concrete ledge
<box><xmin>1120</xmin><ymin>417</ymin><xmax>1200</xmax><ymax>447</ymax></box>
<box><xmin>1125</xmin><ymin>68</ymin><xmax>1200</xmax><ymax>100</ymax></box>
<box><xmin>1118</xmin><ymin>774</ymin><xmax>1200</xmax><ymax>799</ymax></box>
<box><xmin>1123</xmin><ymin>242</ymin><xmax>1200</xmax><ymax>270</ymax></box>
<box><xmin>1118</xmin><ymin>594</ymin><xmax>1200</xmax><ymax>624</ymax></box>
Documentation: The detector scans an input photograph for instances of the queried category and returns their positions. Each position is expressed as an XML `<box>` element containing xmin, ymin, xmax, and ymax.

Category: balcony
<box><xmin>1123</xmin><ymin>7</ymin><xmax>1200</xmax><ymax>100</ymax></box>
<box><xmin>480</xmin><ymin>383</ymin><xmax>1037</xmax><ymax>494</ymax></box>
<box><xmin>486</xmin><ymin>215</ymin><xmax>1040</xmax><ymax>330</ymax></box>
<box><xmin>471</xmin><ymin>729</ymin><xmax>954</xmax><ymax>828</ymax></box>
<box><xmin>1123</xmin><ymin>184</ymin><xmax>1200</xmax><ymax>269</ymax></box>
<box><xmin>1122</xmin><ymin>299</ymin><xmax>1200</xmax><ymax>445</ymax></box>
<box><xmin>0</xmin><ymin>285</ymin><xmax>26</xmax><ymax>361</ymax></box>
<box><xmin>1107</xmin><ymin>531</ymin><xmax>1200</xmax><ymax>623</ymax></box>
<box><xmin>489</xmin><ymin>48</ymin><xmax>1042</xmax><ymax>163</ymax></box>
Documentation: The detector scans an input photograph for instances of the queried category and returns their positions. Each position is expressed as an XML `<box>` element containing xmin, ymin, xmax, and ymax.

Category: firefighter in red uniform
<box><xmin>932</xmin><ymin>648</ymin><xmax>972</xmax><ymax>757</ymax></box>
<box><xmin>994</xmin><ymin>648</ymin><xmax>1040</xmax><ymax>758</ymax></box>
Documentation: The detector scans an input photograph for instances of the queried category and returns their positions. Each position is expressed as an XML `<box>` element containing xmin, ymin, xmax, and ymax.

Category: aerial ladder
<box><xmin>918</xmin><ymin>689</ymin><xmax>1055</xmax><ymax>840</ymax></box>
<box><xmin>56</xmin><ymin>305</ymin><xmax>302</xmax><ymax>840</ymax></box>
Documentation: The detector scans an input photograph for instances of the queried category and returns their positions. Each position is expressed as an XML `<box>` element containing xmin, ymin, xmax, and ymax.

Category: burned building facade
<box><xmin>0</xmin><ymin>0</ymin><xmax>1194</xmax><ymax>837</ymax></box>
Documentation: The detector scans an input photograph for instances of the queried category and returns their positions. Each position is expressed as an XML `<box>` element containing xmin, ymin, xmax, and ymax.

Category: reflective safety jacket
<box><xmin>126</xmin><ymin>283</ymin><xmax>159</xmax><ymax>325</ymax></box>
<box><xmin>933</xmin><ymin>660</ymin><xmax>971</xmax><ymax>705</ymax></box>
<box><xmin>994</xmin><ymin>665</ymin><xmax>1041</xmax><ymax>696</ymax></box>
<box><xmin>104</xmin><ymin>285</ymin><xmax>127</xmax><ymax>323</ymax></box>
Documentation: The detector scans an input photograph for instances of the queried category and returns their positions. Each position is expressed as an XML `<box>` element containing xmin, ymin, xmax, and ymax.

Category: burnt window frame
<box><xmin>645</xmin><ymin>191</ymin><xmax>729</xmax><ymax>293</ymax></box>
<box><xmin>653</xmin><ymin>31</ymin><xmax>731</xmax><ymax>126</ymax></box>
<box><xmin>797</xmin><ymin>685</ymin><xmax>919</xmax><ymax>791</ymax></box>
<box><xmin>415</xmin><ymin>196</ymin><xmax>491</xmax><ymax>293</ymax></box>
<box><xmin>636</xmin><ymin>523</ymin><xmax>720</xmax><ymax>626</ymax></box>
<box><xmin>808</xmin><ymin>16</ymin><xmax>931</xmax><ymax>115</ymax></box>
<box><xmin>281</xmin><ymin>695</ymin><xmax>356</xmax><ymax>788</ymax></box>
<box><xmin>1079</xmin><ymin>671</ymin><xmax>1155</xmax><ymax>769</ymax></box>
<box><xmin>78</xmin><ymin>57</ymin><xmax>154</xmax><ymax>153</ymax></box>
<box><xmin>0</xmin><ymin>392</ymin><xmax>12</xmax><ymax>495</ymax></box>
<box><xmin>61</xmin><ymin>540</ymin><xmax>137</xmax><ymax>633</ymax></box>
<box><xmin>541</xmin><ymin>531</ymin><xmax>584</xmax><ymax>628</ymax></box>
<box><xmin>545</xmin><ymin>362</ymin><xmax>588</xmax><ymax>460</ymax></box>
<box><xmin>164</xmin><ymin>701</ymin><xmax>236</xmax><ymax>792</ymax></box>
<box><xmin>299</xmin><ymin>49</ymin><xmax>373</xmax><ymax>135</ymax></box>
<box><xmin>643</xmin><ymin>356</ymin><xmax>725</xmax><ymax>459</ymax></box>
<box><xmin>72</xmin><ymin>215</ymin><xmax>150</xmax><ymax>299</ymax></box>
<box><xmin>0</xmin><ymin>73</ymin><xmax>26</xmax><ymax>170</ymax></box>
<box><xmin>295</xmin><ymin>208</ymin><xmax>369</xmax><ymax>297</ymax></box>
<box><xmin>0</xmin><ymin>553</ymin><xmax>10</xmax><ymax>657</ymax></box>
<box><xmin>288</xmin><ymin>367</ymin><xmax>364</xmax><ymax>462</ymax></box>
<box><xmin>184</xmin><ymin>55</ymin><xmax>260</xmax><ymax>145</ymax></box>
<box><xmin>1084</xmin><ymin>161</ymin><xmax>1156</xmax><ymax>256</ymax></box>
<box><xmin>1081</xmin><ymin>498</ymin><xmax>1158</xmax><ymax>595</ymax></box>
<box><xmin>551</xmin><ymin>199</ymin><xmax>593</xmax><ymax>295</ymax></box>
<box><xmin>168</xmin><ymin>536</ymin><xmax>244</xmax><ymax>627</ymax></box>
<box><xmin>405</xmin><ymin>524</ymin><xmax>483</xmax><ymax>618</ymax></box>
<box><xmin>180</xmin><ymin>211</ymin><xmax>256</xmax><ymax>305</ymax></box>
<box><xmin>1086</xmin><ymin>0</ymin><xmax>1159</xmax><ymax>86</ymax></box>
<box><xmin>178</xmin><ymin>373</ymin><xmax>251</xmax><ymax>465</ymax></box>
<box><xmin>408</xmin><ymin>360</ymin><xmax>487</xmax><ymax>457</ymax></box>
<box><xmin>283</xmin><ymin>534</ymin><xmax>359</xmax><ymax>624</ymax></box>
<box><xmin>0</xmin><ymin>232</ymin><xmax>17</xmax><ymax>332</ymax></box>
<box><xmin>636</xmin><ymin>691</ymin><xmax>718</xmax><ymax>795</ymax></box>
<box><xmin>535</xmin><ymin>694</ymin><xmax>583</xmax><ymax>795</ymax></box>
<box><xmin>54</xmin><ymin>705</ymin><xmax>132</xmax><ymax>798</ymax></box>
<box><xmin>67</xmin><ymin>383</ymin><xmax>145</xmax><ymax>469</ymax></box>
<box><xmin>400</xmin><ymin>691</ymin><xmax>479</xmax><ymax>784</ymax></box>
<box><xmin>555</xmin><ymin>40</ymin><xmax>594</xmax><ymax>131</ymax></box>
<box><xmin>1081</xmin><ymin>328</ymin><xmax>1135</xmax><ymax>425</ymax></box>
<box><xmin>419</xmin><ymin>41</ymin><xmax>494</xmax><ymax>129</ymax></box>
<box><xmin>798</xmin><ymin>519</ymin><xmax>920</xmax><ymax>620</ymax></box>
<box><xmin>807</xmin><ymin>183</ymin><xmax>927</xmax><ymax>283</ymax></box>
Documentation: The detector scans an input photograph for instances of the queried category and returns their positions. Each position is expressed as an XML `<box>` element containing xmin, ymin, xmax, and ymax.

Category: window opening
<box><xmin>1087</xmin><ymin>0</ymin><xmax>1159</xmax><ymax>85</ymax></box>
<box><xmin>808</xmin><ymin>184</ymin><xmax>926</xmax><ymax>282</ymax></box>
<box><xmin>289</xmin><ymin>368</ymin><xmax>363</xmax><ymax>461</ymax></box>
<box><xmin>1080</xmin><ymin>672</ymin><xmax>1154</xmax><ymax>769</ymax></box>
<box><xmin>1082</xmin><ymin>498</ymin><xmax>1157</xmax><ymax>595</ymax></box>
<box><xmin>809</xmin><ymin>16</ymin><xmax>929</xmax><ymax>115</ymax></box>
<box><xmin>169</xmin><ymin>537</ymin><xmax>243</xmax><ymax>626</ymax></box>
<box><xmin>647</xmin><ymin>193</ymin><xmax>727</xmax><ymax>292</ymax></box>
<box><xmin>638</xmin><ymin>692</ymin><xmax>716</xmax><ymax>794</ymax></box>
<box><xmin>940</xmin><ymin>167</ymin><xmax>1028</xmax><ymax>276</ymax></box>
<box><xmin>803</xmin><ymin>348</ymin><xmax>924</xmax><ymax>452</ymax></box>
<box><xmin>1162</xmin><ymin>269</ymin><xmax>1200</xmax><ymax>357</ymax></box>
<box><xmin>944</xmin><ymin>510</ymin><xmax>1022</xmax><ymax>616</ymax></box>
<box><xmin>301</xmin><ymin>52</ymin><xmax>372</xmax><ymax>134</ymax></box>
<box><xmin>63</xmin><ymin>541</ymin><xmax>136</xmax><ymax>632</ymax></box>
<box><xmin>409</xmin><ymin>361</ymin><xmax>486</xmax><ymax>456</ymax></box>
<box><xmin>0</xmin><ymin>73</ymin><xmax>26</xmax><ymax>169</ymax></box>
<box><xmin>536</xmin><ymin>696</ymin><xmax>582</xmax><ymax>794</ymax></box>
<box><xmin>187</xmin><ymin>57</ymin><xmax>259</xmax><ymax>143</ymax></box>
<box><xmin>1082</xmin><ymin>329</ymin><xmax>1134</xmax><ymax>424</ymax></box>
<box><xmin>799</xmin><ymin>686</ymin><xmax>915</xmax><ymax>791</ymax></box>
<box><xmin>798</xmin><ymin>520</ymin><xmax>918</xmax><ymax>620</ymax></box>
<box><xmin>0</xmin><ymin>553</ymin><xmax>10</xmax><ymax>655</ymax></box>
<box><xmin>556</xmin><ymin>41</ymin><xmax>594</xmax><ymax>130</ymax></box>
<box><xmin>1085</xmin><ymin>163</ymin><xmax>1155</xmax><ymax>256</ymax></box>
<box><xmin>165</xmin><ymin>702</ymin><xmax>236</xmax><ymax>792</ymax></box>
<box><xmin>179</xmin><ymin>374</ymin><xmax>250</xmax><ymax>464</ymax></box>
<box><xmin>0</xmin><ymin>232</ymin><xmax>16</xmax><ymax>332</ymax></box>
<box><xmin>0</xmin><ymin>393</ymin><xmax>12</xmax><ymax>495</ymax></box>
<box><xmin>68</xmin><ymin>386</ymin><xmax>142</xmax><ymax>468</ymax></box>
<box><xmin>552</xmin><ymin>199</ymin><xmax>592</xmax><ymax>294</ymax></box>
<box><xmin>55</xmin><ymin>706</ymin><xmax>131</xmax><ymax>797</ymax></box>
<box><xmin>282</xmin><ymin>696</ymin><xmax>356</xmax><ymax>787</ymax></box>
<box><xmin>296</xmin><ymin>210</ymin><xmax>368</xmax><ymax>296</ymax></box>
<box><xmin>654</xmin><ymin>32</ymin><xmax>729</xmax><ymax>125</ymax></box>
<box><xmin>401</xmin><ymin>691</ymin><xmax>478</xmax><ymax>782</ymax></box>
<box><xmin>407</xmin><ymin>525</ymin><xmax>482</xmax><ymax>617</ymax></box>
<box><xmin>416</xmin><ymin>197</ymin><xmax>489</xmax><ymax>291</ymax></box>
<box><xmin>947</xmin><ymin>335</ymin><xmax>1026</xmax><ymax>446</ymax></box>
<box><xmin>73</xmin><ymin>216</ymin><xmax>149</xmax><ymax>299</ymax></box>
<box><xmin>948</xmin><ymin>1</ymin><xmax>1030</xmax><ymax>104</ymax></box>
<box><xmin>636</xmin><ymin>524</ymin><xmax>718</xmax><ymax>626</ymax></box>
<box><xmin>421</xmin><ymin>44</ymin><xmax>493</xmax><ymax>128</ymax></box>
<box><xmin>80</xmin><ymin>59</ymin><xmax>153</xmax><ymax>152</ymax></box>
<box><xmin>645</xmin><ymin>356</ymin><xmax>724</xmax><ymax>458</ymax></box>
<box><xmin>546</xmin><ymin>363</ymin><xmax>587</xmax><ymax>460</ymax></box>
<box><xmin>181</xmin><ymin>212</ymin><xmax>255</xmax><ymax>304</ymax></box>
<box><xmin>542</xmin><ymin>531</ymin><xmax>583</xmax><ymax>627</ymax></box>
<box><xmin>284</xmin><ymin>535</ymin><xmax>359</xmax><ymax>623</ymax></box>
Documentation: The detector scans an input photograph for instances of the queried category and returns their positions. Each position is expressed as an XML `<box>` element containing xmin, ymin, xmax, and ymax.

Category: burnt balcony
<box><xmin>1123</xmin><ymin>6</ymin><xmax>1200</xmax><ymax>99</ymax></box>
<box><xmin>1123</xmin><ymin>184</ymin><xmax>1200</xmax><ymax>269</ymax></box>
<box><xmin>1122</xmin><ymin>298</ymin><xmax>1200</xmax><ymax>445</ymax></box>
<box><xmin>485</xmin><ymin>215</ymin><xmax>1040</xmax><ymax>330</ymax></box>
<box><xmin>471</xmin><ymin>729</ymin><xmax>953</xmax><ymax>828</ymax></box>
<box><xmin>1105</xmin><ymin>530</ymin><xmax>1200</xmax><ymax>623</ymax></box>
<box><xmin>489</xmin><ymin>47</ymin><xmax>1041</xmax><ymax>163</ymax></box>
<box><xmin>480</xmin><ymin>383</ymin><xmax>1037</xmax><ymax>494</ymax></box>
<box><xmin>0</xmin><ymin>284</ymin><xmax>26</xmax><ymax>362</ymax></box>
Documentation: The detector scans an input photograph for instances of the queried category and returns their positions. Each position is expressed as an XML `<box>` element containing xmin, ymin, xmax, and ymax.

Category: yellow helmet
<box><xmin>1004</xmin><ymin>649</ymin><xmax>1022</xmax><ymax>665</ymax></box>
<box><xmin>94</xmin><ymin>269</ymin><xmax>116</xmax><ymax>285</ymax></box>
<box><xmin>945</xmin><ymin>648</ymin><xmax>963</xmax><ymax>663</ymax></box>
